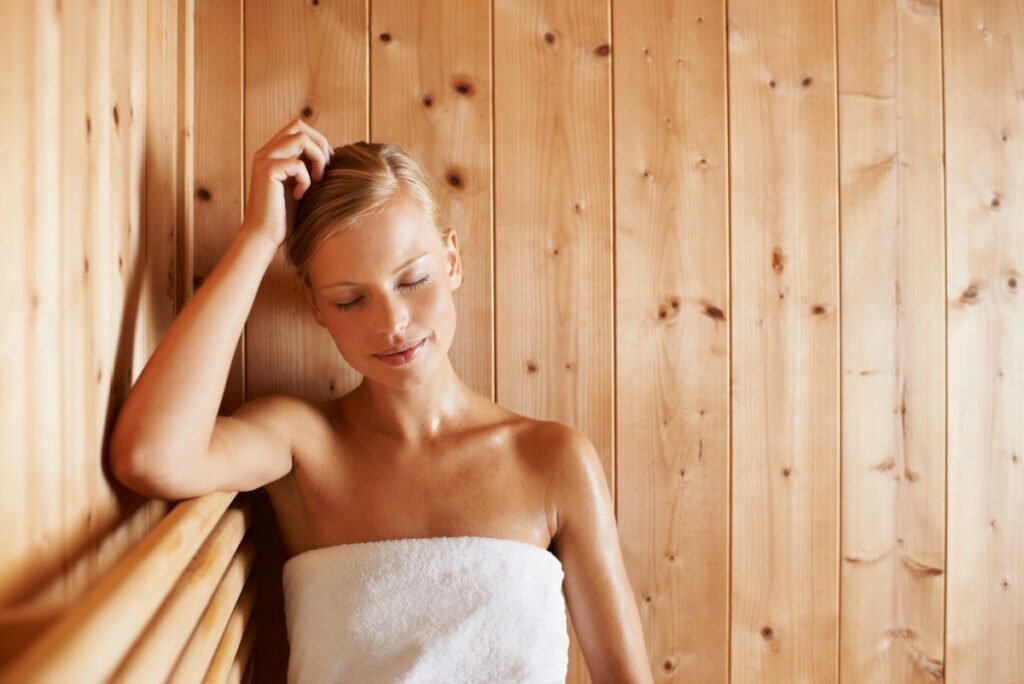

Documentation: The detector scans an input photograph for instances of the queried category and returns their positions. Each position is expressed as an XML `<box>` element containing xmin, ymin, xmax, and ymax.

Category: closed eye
<box><xmin>333</xmin><ymin>276</ymin><xmax>431</xmax><ymax>311</ymax></box>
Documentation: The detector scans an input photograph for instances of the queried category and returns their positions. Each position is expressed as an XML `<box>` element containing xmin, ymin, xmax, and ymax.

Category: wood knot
<box><xmin>302</xmin><ymin>106</ymin><xmax>313</xmax><ymax>117</ymax></box>
<box><xmin>702</xmin><ymin>303</ymin><xmax>725</xmax><ymax>321</ymax></box>
<box><xmin>768</xmin><ymin>79</ymin><xmax>776</xmax><ymax>89</ymax></box>
<box><xmin>885</xmin><ymin>627</ymin><xmax>917</xmax><ymax>640</ymax></box>
<box><xmin>802</xmin><ymin>76</ymin><xmax>813</xmax><ymax>87</ymax></box>
<box><xmin>543</xmin><ymin>31</ymin><xmax>556</xmax><ymax>45</ymax></box>
<box><xmin>312</xmin><ymin>0</ymin><xmax>319</xmax><ymax>5</ymax></box>
<box><xmin>379</xmin><ymin>32</ymin><xmax>391</xmax><ymax>42</ymax></box>
<box><xmin>594</xmin><ymin>43</ymin><xmax>611</xmax><ymax>57</ymax></box>
<box><xmin>112</xmin><ymin>104</ymin><xmax>119</xmax><ymax>125</ymax></box>
<box><xmin>446</xmin><ymin>169</ymin><xmax>463</xmax><ymax>189</ymax></box>
<box><xmin>960</xmin><ymin>283</ymin><xmax>981</xmax><ymax>304</ymax></box>
<box><xmin>771</xmin><ymin>247</ymin><xmax>785</xmax><ymax>273</ymax></box>
<box><xmin>991</xmin><ymin>194</ymin><xmax>1002</xmax><ymax>209</ymax></box>
<box><xmin>422</xmin><ymin>94</ymin><xmax>434</xmax><ymax>107</ymax></box>
<box><xmin>196</xmin><ymin>187</ymin><xmax>212</xmax><ymax>201</ymax></box>
<box><xmin>657</xmin><ymin>296</ymin><xmax>682</xmax><ymax>321</ymax></box>
<box><xmin>85</xmin><ymin>115</ymin><xmax>91</xmax><ymax>135</ymax></box>
<box><xmin>526</xmin><ymin>361</ymin><xmax>538</xmax><ymax>373</ymax></box>
<box><xmin>1008</xmin><ymin>276</ymin><xmax>1018</xmax><ymax>291</ymax></box>
<box><xmin>760</xmin><ymin>625</ymin><xmax>774</xmax><ymax>640</ymax></box>
<box><xmin>782</xmin><ymin>467</ymin><xmax>791</xmax><ymax>477</ymax></box>
<box><xmin>811</xmin><ymin>304</ymin><xmax>827</xmax><ymax>315</ymax></box>
<box><xmin>452</xmin><ymin>79</ymin><xmax>475</xmax><ymax>96</ymax></box>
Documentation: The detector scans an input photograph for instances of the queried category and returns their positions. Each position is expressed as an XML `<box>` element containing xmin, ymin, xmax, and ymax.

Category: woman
<box><xmin>110</xmin><ymin>118</ymin><xmax>653</xmax><ymax>683</ymax></box>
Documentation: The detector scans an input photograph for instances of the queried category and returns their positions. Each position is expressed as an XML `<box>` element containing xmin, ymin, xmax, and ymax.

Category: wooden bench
<box><xmin>0</xmin><ymin>491</ymin><xmax>258</xmax><ymax>684</ymax></box>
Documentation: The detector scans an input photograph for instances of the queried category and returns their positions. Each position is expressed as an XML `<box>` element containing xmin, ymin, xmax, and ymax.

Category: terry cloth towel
<box><xmin>281</xmin><ymin>535</ymin><xmax>570</xmax><ymax>684</ymax></box>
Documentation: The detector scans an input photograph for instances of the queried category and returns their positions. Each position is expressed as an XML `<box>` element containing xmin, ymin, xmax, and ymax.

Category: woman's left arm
<box><xmin>547</xmin><ymin>424</ymin><xmax>655</xmax><ymax>684</ymax></box>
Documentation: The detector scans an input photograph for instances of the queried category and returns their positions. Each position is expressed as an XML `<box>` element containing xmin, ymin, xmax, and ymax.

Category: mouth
<box><xmin>375</xmin><ymin>337</ymin><xmax>425</xmax><ymax>357</ymax></box>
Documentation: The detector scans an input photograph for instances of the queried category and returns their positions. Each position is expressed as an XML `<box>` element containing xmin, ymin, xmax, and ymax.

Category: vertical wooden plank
<box><xmin>177</xmin><ymin>0</ymin><xmax>195</xmax><ymax>315</ymax></box>
<box><xmin>195</xmin><ymin>0</ymin><xmax>245</xmax><ymax>414</ymax></box>
<box><xmin>56</xmin><ymin>0</ymin><xmax>98</xmax><ymax>607</ymax></box>
<box><xmin>614</xmin><ymin>1</ymin><xmax>729</xmax><ymax>681</ymax></box>
<box><xmin>727</xmin><ymin>0</ymin><xmax>840</xmax><ymax>681</ymax></box>
<box><xmin>142</xmin><ymin>0</ymin><xmax>181</xmax><ymax>366</ymax></box>
<box><xmin>944</xmin><ymin>0</ymin><xmax>1024</xmax><ymax>680</ymax></box>
<box><xmin>0</xmin><ymin>0</ymin><xmax>63</xmax><ymax>608</ymax></box>
<box><xmin>244</xmin><ymin>0</ymin><xmax>367</xmax><ymax>401</ymax></box>
<box><xmin>836</xmin><ymin>0</ymin><xmax>946</xmax><ymax>681</ymax></box>
<box><xmin>493</xmin><ymin>1</ymin><xmax>613</xmax><ymax>680</ymax></box>
<box><xmin>370</xmin><ymin>0</ymin><xmax>493</xmax><ymax>399</ymax></box>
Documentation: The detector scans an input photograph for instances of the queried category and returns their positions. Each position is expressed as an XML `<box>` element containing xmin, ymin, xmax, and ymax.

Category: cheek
<box><xmin>419</xmin><ymin>284</ymin><xmax>451</xmax><ymax>322</ymax></box>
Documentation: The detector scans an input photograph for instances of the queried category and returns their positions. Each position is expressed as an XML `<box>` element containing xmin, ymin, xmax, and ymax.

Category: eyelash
<box><xmin>333</xmin><ymin>276</ymin><xmax>431</xmax><ymax>311</ymax></box>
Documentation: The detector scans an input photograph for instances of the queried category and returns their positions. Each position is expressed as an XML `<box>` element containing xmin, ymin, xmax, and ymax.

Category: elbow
<box><xmin>109</xmin><ymin>444</ymin><xmax>167</xmax><ymax>500</ymax></box>
<box><xmin>109</xmin><ymin>425</ymin><xmax>182</xmax><ymax>501</ymax></box>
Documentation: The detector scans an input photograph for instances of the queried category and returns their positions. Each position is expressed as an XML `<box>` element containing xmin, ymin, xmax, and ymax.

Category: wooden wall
<box><xmin>2</xmin><ymin>0</ymin><xmax>1022</xmax><ymax>682</ymax></box>
<box><xmin>0</xmin><ymin>0</ymin><xmax>185</xmax><ymax>666</ymax></box>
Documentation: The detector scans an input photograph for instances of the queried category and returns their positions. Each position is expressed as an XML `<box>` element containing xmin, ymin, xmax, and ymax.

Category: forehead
<box><xmin>309</xmin><ymin>197</ymin><xmax>438</xmax><ymax>287</ymax></box>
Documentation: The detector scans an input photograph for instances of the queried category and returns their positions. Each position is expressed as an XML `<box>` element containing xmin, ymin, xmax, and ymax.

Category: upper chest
<box><xmin>264</xmin><ymin>410</ymin><xmax>559</xmax><ymax>558</ymax></box>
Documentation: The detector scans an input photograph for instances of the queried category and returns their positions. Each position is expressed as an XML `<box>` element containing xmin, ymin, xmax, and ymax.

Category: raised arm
<box><xmin>109</xmin><ymin>118</ymin><xmax>333</xmax><ymax>499</ymax></box>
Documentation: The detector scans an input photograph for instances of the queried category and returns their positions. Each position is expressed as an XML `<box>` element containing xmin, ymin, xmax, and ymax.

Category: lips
<box><xmin>376</xmin><ymin>338</ymin><xmax>424</xmax><ymax>356</ymax></box>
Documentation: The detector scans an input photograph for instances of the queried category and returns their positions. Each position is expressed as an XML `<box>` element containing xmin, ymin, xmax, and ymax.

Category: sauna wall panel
<box><xmin>836</xmin><ymin>0</ymin><xmax>946</xmax><ymax>681</ymax></box>
<box><xmin>943</xmin><ymin>0</ymin><xmax>1024</xmax><ymax>680</ymax></box>
<box><xmin>727</xmin><ymin>0</ymin><xmax>841</xmax><ymax>681</ymax></box>
<box><xmin>613</xmin><ymin>1</ymin><xmax>730</xmax><ymax>681</ymax></box>
<box><xmin>0</xmin><ymin>0</ymin><xmax>182</xmax><ymax>668</ymax></box>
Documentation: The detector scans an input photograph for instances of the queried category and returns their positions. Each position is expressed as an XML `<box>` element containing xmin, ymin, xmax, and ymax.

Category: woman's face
<box><xmin>301</xmin><ymin>196</ymin><xmax>462</xmax><ymax>387</ymax></box>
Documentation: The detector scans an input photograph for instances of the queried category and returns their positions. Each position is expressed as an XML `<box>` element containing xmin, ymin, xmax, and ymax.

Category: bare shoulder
<box><xmin>231</xmin><ymin>392</ymin><xmax>327</xmax><ymax>440</ymax></box>
<box><xmin>514</xmin><ymin>418</ymin><xmax>600</xmax><ymax>475</ymax></box>
<box><xmin>504</xmin><ymin>417</ymin><xmax>605</xmax><ymax>537</ymax></box>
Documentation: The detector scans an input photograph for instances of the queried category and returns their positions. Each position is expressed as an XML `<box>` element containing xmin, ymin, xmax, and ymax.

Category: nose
<box><xmin>370</xmin><ymin>291</ymin><xmax>409</xmax><ymax>336</ymax></box>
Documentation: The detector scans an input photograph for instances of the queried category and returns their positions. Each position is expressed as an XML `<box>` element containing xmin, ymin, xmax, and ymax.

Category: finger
<box><xmin>265</xmin><ymin>117</ymin><xmax>306</xmax><ymax>151</ymax></box>
<box><xmin>268</xmin><ymin>157</ymin><xmax>311</xmax><ymax>190</ymax></box>
<box><xmin>292</xmin><ymin>162</ymin><xmax>312</xmax><ymax>199</ymax></box>
<box><xmin>273</xmin><ymin>132</ymin><xmax>328</xmax><ymax>181</ymax></box>
<box><xmin>296</xmin><ymin>119</ymin><xmax>332</xmax><ymax>162</ymax></box>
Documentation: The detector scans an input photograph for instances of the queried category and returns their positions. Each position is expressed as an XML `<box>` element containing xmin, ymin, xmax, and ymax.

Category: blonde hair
<box><xmin>288</xmin><ymin>141</ymin><xmax>447</xmax><ymax>286</ymax></box>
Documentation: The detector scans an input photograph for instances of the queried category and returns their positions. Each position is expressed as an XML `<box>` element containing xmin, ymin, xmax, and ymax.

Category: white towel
<box><xmin>281</xmin><ymin>535</ymin><xmax>570</xmax><ymax>684</ymax></box>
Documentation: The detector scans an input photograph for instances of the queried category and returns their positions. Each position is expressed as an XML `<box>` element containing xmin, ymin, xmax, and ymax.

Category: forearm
<box><xmin>111</xmin><ymin>226</ymin><xmax>279</xmax><ymax>472</ymax></box>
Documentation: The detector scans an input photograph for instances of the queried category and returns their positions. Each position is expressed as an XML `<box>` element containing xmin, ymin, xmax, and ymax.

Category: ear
<box><xmin>299</xmin><ymin>276</ymin><xmax>327</xmax><ymax>328</ymax></box>
<box><xmin>443</xmin><ymin>227</ymin><xmax>463</xmax><ymax>291</ymax></box>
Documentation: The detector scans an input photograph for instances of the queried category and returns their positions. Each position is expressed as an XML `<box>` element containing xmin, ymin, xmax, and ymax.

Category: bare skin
<box><xmin>110</xmin><ymin>118</ymin><xmax>654</xmax><ymax>683</ymax></box>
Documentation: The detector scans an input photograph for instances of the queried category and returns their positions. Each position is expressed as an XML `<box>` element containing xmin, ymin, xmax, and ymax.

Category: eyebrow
<box><xmin>320</xmin><ymin>252</ymin><xmax>430</xmax><ymax>290</ymax></box>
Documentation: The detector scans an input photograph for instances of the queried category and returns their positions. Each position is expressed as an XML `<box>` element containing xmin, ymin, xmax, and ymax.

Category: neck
<box><xmin>351</xmin><ymin>357</ymin><xmax>474</xmax><ymax>447</ymax></box>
